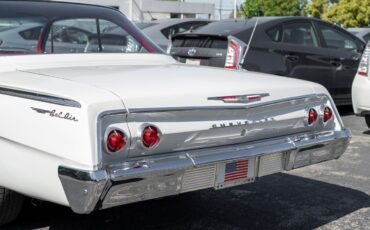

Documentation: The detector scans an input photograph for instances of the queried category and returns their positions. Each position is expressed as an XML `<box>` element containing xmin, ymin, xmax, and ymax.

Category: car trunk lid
<box><xmin>9</xmin><ymin>54</ymin><xmax>325</xmax><ymax>158</ymax></box>
<box><xmin>169</xmin><ymin>34</ymin><xmax>228</xmax><ymax>67</ymax></box>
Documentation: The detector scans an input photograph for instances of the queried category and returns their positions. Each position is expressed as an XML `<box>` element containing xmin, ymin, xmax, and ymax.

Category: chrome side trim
<box><xmin>127</xmin><ymin>94</ymin><xmax>324</xmax><ymax>113</ymax></box>
<box><xmin>0</xmin><ymin>86</ymin><xmax>81</xmax><ymax>108</ymax></box>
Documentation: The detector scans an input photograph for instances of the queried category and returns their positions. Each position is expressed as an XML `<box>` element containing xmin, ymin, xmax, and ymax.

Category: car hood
<box><xmin>4</xmin><ymin>53</ymin><xmax>320</xmax><ymax>110</ymax></box>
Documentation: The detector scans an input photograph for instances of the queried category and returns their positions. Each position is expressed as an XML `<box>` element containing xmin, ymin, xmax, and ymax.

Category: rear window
<box><xmin>172</xmin><ymin>36</ymin><xmax>227</xmax><ymax>49</ymax></box>
<box><xmin>0</xmin><ymin>11</ymin><xmax>163</xmax><ymax>55</ymax></box>
<box><xmin>161</xmin><ymin>21</ymin><xmax>210</xmax><ymax>39</ymax></box>
<box><xmin>194</xmin><ymin>20</ymin><xmax>250</xmax><ymax>35</ymax></box>
<box><xmin>0</xmin><ymin>17</ymin><xmax>46</xmax><ymax>54</ymax></box>
<box><xmin>45</xmin><ymin>18</ymin><xmax>148</xmax><ymax>54</ymax></box>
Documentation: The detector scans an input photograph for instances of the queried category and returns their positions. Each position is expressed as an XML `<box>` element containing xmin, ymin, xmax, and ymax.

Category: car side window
<box><xmin>317</xmin><ymin>23</ymin><xmax>358</xmax><ymax>51</ymax></box>
<box><xmin>282</xmin><ymin>22</ymin><xmax>319</xmax><ymax>47</ymax></box>
<box><xmin>266</xmin><ymin>26</ymin><xmax>282</xmax><ymax>42</ymax></box>
<box><xmin>45</xmin><ymin>18</ymin><xmax>147</xmax><ymax>54</ymax></box>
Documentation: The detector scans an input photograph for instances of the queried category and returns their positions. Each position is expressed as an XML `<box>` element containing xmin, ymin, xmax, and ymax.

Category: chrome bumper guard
<box><xmin>59</xmin><ymin>129</ymin><xmax>351</xmax><ymax>214</ymax></box>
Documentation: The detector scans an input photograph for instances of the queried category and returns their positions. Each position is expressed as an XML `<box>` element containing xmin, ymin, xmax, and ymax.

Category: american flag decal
<box><xmin>224</xmin><ymin>160</ymin><xmax>249</xmax><ymax>182</ymax></box>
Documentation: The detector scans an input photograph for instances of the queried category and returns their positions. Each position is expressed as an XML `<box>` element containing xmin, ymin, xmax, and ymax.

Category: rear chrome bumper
<box><xmin>59</xmin><ymin>129</ymin><xmax>351</xmax><ymax>214</ymax></box>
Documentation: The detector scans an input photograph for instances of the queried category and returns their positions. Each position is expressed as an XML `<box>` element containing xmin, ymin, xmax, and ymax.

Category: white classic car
<box><xmin>352</xmin><ymin>41</ymin><xmax>370</xmax><ymax>128</ymax></box>
<box><xmin>0</xmin><ymin>1</ymin><xmax>351</xmax><ymax>226</ymax></box>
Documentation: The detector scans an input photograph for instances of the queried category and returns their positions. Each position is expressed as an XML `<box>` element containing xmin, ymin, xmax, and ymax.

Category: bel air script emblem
<box><xmin>187</xmin><ymin>48</ymin><xmax>197</xmax><ymax>57</ymax></box>
<box><xmin>31</xmin><ymin>107</ymin><xmax>78</xmax><ymax>122</ymax></box>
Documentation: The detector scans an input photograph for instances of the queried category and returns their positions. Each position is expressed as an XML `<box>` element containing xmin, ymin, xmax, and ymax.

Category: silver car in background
<box><xmin>0</xmin><ymin>20</ymin><xmax>43</xmax><ymax>54</ymax></box>
<box><xmin>348</xmin><ymin>27</ymin><xmax>370</xmax><ymax>43</ymax></box>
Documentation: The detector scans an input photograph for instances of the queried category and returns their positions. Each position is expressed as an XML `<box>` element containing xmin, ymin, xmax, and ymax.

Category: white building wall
<box><xmin>51</xmin><ymin>0</ymin><xmax>214</xmax><ymax>21</ymax></box>
<box><xmin>185</xmin><ymin>0</ymin><xmax>244</xmax><ymax>19</ymax></box>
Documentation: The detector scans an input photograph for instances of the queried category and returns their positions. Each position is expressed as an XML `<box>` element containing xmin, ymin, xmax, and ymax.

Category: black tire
<box><xmin>0</xmin><ymin>187</ymin><xmax>24</xmax><ymax>226</ymax></box>
<box><xmin>366</xmin><ymin>116</ymin><xmax>370</xmax><ymax>129</ymax></box>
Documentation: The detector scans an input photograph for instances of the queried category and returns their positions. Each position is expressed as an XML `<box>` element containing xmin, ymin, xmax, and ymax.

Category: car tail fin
<box><xmin>358</xmin><ymin>42</ymin><xmax>370</xmax><ymax>77</ymax></box>
<box><xmin>224</xmin><ymin>36</ymin><xmax>247</xmax><ymax>70</ymax></box>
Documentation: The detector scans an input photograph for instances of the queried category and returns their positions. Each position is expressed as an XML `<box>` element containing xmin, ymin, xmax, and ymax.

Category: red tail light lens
<box><xmin>107</xmin><ymin>130</ymin><xmax>126</xmax><ymax>152</ymax></box>
<box><xmin>323</xmin><ymin>107</ymin><xmax>333</xmax><ymax>123</ymax></box>
<box><xmin>308</xmin><ymin>108</ymin><xmax>318</xmax><ymax>125</ymax></box>
<box><xmin>142</xmin><ymin>126</ymin><xmax>161</xmax><ymax>148</ymax></box>
<box><xmin>225</xmin><ymin>40</ymin><xmax>239</xmax><ymax>69</ymax></box>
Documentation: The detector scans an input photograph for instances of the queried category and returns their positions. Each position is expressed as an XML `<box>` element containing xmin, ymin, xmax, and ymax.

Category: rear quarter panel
<box><xmin>0</xmin><ymin>70</ymin><xmax>124</xmax><ymax>205</ymax></box>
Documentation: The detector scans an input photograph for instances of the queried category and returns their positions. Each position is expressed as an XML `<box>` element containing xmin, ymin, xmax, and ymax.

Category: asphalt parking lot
<box><xmin>4</xmin><ymin>106</ymin><xmax>370</xmax><ymax>230</ymax></box>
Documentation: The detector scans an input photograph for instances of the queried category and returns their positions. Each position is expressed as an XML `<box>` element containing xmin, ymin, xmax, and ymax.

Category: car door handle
<box><xmin>330</xmin><ymin>60</ymin><xmax>341</xmax><ymax>67</ymax></box>
<box><xmin>286</xmin><ymin>55</ymin><xmax>299</xmax><ymax>62</ymax></box>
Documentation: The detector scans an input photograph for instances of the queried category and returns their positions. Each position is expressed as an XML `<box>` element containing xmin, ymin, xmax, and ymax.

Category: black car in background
<box><xmin>136</xmin><ymin>19</ymin><xmax>212</xmax><ymax>50</ymax></box>
<box><xmin>169</xmin><ymin>17</ymin><xmax>366</xmax><ymax>105</ymax></box>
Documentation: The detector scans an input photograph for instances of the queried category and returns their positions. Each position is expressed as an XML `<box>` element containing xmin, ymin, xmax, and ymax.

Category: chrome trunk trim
<box><xmin>127</xmin><ymin>94</ymin><xmax>321</xmax><ymax>113</ymax></box>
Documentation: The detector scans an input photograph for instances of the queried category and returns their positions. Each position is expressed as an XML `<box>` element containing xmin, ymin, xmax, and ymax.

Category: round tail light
<box><xmin>323</xmin><ymin>107</ymin><xmax>333</xmax><ymax>123</ymax></box>
<box><xmin>142</xmin><ymin>126</ymin><xmax>161</xmax><ymax>148</ymax></box>
<box><xmin>107</xmin><ymin>130</ymin><xmax>126</xmax><ymax>152</ymax></box>
<box><xmin>308</xmin><ymin>108</ymin><xmax>318</xmax><ymax>125</ymax></box>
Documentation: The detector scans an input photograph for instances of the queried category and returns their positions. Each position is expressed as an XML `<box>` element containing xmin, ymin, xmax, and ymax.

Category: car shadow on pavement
<box><xmin>337</xmin><ymin>105</ymin><xmax>354</xmax><ymax>116</ymax></box>
<box><xmin>363</xmin><ymin>130</ymin><xmax>370</xmax><ymax>135</ymax></box>
<box><xmin>5</xmin><ymin>173</ymin><xmax>370</xmax><ymax>230</ymax></box>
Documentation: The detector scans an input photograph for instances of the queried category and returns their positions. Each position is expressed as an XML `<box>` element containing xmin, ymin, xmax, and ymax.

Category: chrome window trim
<box><xmin>0</xmin><ymin>86</ymin><xmax>81</xmax><ymax>108</ymax></box>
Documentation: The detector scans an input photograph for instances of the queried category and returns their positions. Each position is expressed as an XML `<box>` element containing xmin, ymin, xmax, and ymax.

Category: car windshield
<box><xmin>0</xmin><ymin>17</ymin><xmax>46</xmax><ymax>54</ymax></box>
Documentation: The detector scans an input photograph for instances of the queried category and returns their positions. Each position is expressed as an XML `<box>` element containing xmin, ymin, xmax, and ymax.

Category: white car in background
<box><xmin>352</xmin><ymin>41</ymin><xmax>370</xmax><ymax>128</ymax></box>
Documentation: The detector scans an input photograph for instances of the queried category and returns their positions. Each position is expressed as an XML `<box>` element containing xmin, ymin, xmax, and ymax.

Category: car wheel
<box><xmin>366</xmin><ymin>116</ymin><xmax>370</xmax><ymax>129</ymax></box>
<box><xmin>0</xmin><ymin>187</ymin><xmax>23</xmax><ymax>226</ymax></box>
